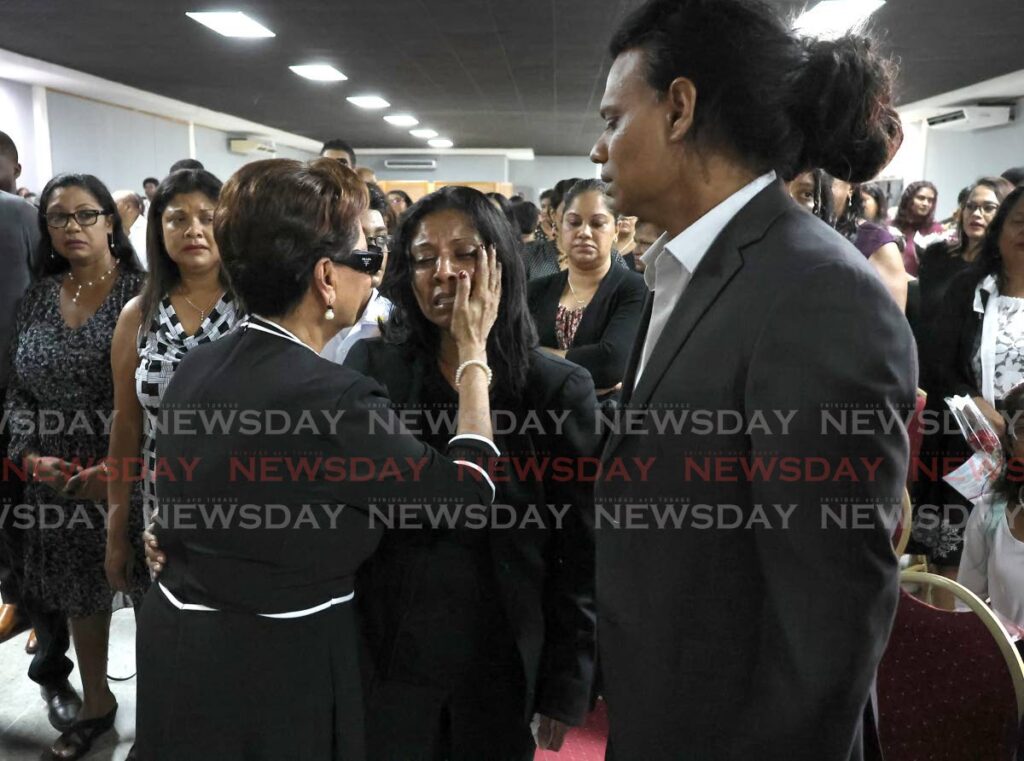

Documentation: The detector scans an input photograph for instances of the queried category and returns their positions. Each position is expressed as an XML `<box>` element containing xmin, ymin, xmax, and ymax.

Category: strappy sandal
<box><xmin>49</xmin><ymin>703</ymin><xmax>118</xmax><ymax>760</ymax></box>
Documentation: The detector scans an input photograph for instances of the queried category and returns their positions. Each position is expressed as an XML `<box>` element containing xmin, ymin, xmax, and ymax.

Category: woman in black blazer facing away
<box><xmin>345</xmin><ymin>185</ymin><xmax>598</xmax><ymax>760</ymax></box>
<box><xmin>528</xmin><ymin>180</ymin><xmax>646</xmax><ymax>398</ymax></box>
<box><xmin>136</xmin><ymin>159</ymin><xmax>503</xmax><ymax>761</ymax></box>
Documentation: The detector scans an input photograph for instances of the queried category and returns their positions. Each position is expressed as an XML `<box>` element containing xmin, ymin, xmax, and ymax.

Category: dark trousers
<box><xmin>0</xmin><ymin>418</ymin><xmax>73</xmax><ymax>687</ymax></box>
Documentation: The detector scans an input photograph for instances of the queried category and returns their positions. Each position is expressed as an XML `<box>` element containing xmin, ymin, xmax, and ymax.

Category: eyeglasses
<box><xmin>334</xmin><ymin>245</ymin><xmax>384</xmax><ymax>275</ymax></box>
<box><xmin>367</xmin><ymin>234</ymin><xmax>391</xmax><ymax>252</ymax></box>
<box><xmin>45</xmin><ymin>209</ymin><xmax>111</xmax><ymax>229</ymax></box>
<box><xmin>964</xmin><ymin>202</ymin><xmax>999</xmax><ymax>215</ymax></box>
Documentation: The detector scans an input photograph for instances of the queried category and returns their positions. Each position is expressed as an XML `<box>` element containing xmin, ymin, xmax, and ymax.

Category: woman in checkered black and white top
<box><xmin>105</xmin><ymin>168</ymin><xmax>241</xmax><ymax>596</ymax></box>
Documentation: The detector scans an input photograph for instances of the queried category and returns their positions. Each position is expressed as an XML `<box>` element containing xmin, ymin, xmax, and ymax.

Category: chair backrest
<box><xmin>878</xmin><ymin>571</ymin><xmax>1024</xmax><ymax>761</ymax></box>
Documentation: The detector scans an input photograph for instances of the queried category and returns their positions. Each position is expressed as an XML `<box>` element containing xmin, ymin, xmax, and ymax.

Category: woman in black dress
<box><xmin>345</xmin><ymin>185</ymin><xmax>598</xmax><ymax>760</ymax></box>
<box><xmin>527</xmin><ymin>180</ymin><xmax>646</xmax><ymax>400</ymax></box>
<box><xmin>137</xmin><ymin>159</ymin><xmax>502</xmax><ymax>761</ymax></box>
<box><xmin>4</xmin><ymin>173</ymin><xmax>147</xmax><ymax>760</ymax></box>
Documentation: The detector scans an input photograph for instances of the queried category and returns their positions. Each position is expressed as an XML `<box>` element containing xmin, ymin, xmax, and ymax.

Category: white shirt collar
<box><xmin>641</xmin><ymin>171</ymin><xmax>777</xmax><ymax>288</ymax></box>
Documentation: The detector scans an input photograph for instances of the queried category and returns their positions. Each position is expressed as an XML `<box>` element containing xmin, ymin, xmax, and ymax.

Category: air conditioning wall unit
<box><xmin>927</xmin><ymin>106</ymin><xmax>1013</xmax><ymax>132</ymax></box>
<box><xmin>383</xmin><ymin>159</ymin><xmax>437</xmax><ymax>171</ymax></box>
<box><xmin>228</xmin><ymin>136</ymin><xmax>277</xmax><ymax>155</ymax></box>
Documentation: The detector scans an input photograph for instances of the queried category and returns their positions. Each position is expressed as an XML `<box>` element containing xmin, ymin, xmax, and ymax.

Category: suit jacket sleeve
<box><xmin>533</xmin><ymin>365</ymin><xmax>599</xmax><ymax>725</ymax></box>
<box><xmin>737</xmin><ymin>260</ymin><xmax>916</xmax><ymax>757</ymax></box>
<box><xmin>328</xmin><ymin>373</ymin><xmax>498</xmax><ymax>518</ymax></box>
<box><xmin>565</xmin><ymin>274</ymin><xmax>646</xmax><ymax>389</ymax></box>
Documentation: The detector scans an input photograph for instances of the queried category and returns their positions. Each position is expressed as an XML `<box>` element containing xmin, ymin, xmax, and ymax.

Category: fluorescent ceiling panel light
<box><xmin>428</xmin><ymin>138</ymin><xmax>454</xmax><ymax>149</ymax></box>
<box><xmin>410</xmin><ymin>128</ymin><xmax>439</xmax><ymax>139</ymax></box>
<box><xmin>347</xmin><ymin>95</ymin><xmax>390</xmax><ymax>109</ymax></box>
<box><xmin>185</xmin><ymin>11</ymin><xmax>275</xmax><ymax>38</ymax></box>
<box><xmin>289</xmin><ymin>64</ymin><xmax>347</xmax><ymax>82</ymax></box>
<box><xmin>794</xmin><ymin>0</ymin><xmax>884</xmax><ymax>39</ymax></box>
<box><xmin>384</xmin><ymin>114</ymin><xmax>419</xmax><ymax>127</ymax></box>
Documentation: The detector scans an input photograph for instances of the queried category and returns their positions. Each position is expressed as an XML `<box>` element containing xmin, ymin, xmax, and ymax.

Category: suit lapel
<box><xmin>601</xmin><ymin>180</ymin><xmax>792</xmax><ymax>460</ymax></box>
<box><xmin>629</xmin><ymin>242</ymin><xmax>744</xmax><ymax>409</ymax></box>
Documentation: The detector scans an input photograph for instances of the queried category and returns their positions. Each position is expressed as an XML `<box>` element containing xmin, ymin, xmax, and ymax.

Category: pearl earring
<box><xmin>108</xmin><ymin>232</ymin><xmax>115</xmax><ymax>252</ymax></box>
<box><xmin>325</xmin><ymin>305</ymin><xmax>335</xmax><ymax>321</ymax></box>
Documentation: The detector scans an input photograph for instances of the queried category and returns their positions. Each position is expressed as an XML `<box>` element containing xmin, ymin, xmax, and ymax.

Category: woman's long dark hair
<box><xmin>976</xmin><ymin>184</ymin><xmax>1024</xmax><ymax>292</ymax></box>
<box><xmin>139</xmin><ymin>169</ymin><xmax>227</xmax><ymax>329</ymax></box>
<box><xmin>380</xmin><ymin>185</ymin><xmax>537</xmax><ymax>400</ymax></box>
<box><xmin>32</xmin><ymin>173</ymin><xmax>140</xmax><ymax>278</ymax></box>
<box><xmin>859</xmin><ymin>183</ymin><xmax>889</xmax><ymax>224</ymax></box>
<box><xmin>894</xmin><ymin>180</ymin><xmax>938</xmax><ymax>233</ymax></box>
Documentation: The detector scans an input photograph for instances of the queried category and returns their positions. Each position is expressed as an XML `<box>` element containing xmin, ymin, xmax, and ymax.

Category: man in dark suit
<box><xmin>588</xmin><ymin>1</ymin><xmax>915</xmax><ymax>759</ymax></box>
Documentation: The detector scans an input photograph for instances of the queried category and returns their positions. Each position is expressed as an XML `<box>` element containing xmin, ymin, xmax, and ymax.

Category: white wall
<box><xmin>361</xmin><ymin>153</ymin><xmax>510</xmax><ymax>185</ymax></box>
<box><xmin>47</xmin><ymin>90</ymin><xmax>190</xmax><ymax>194</ymax></box>
<box><xmin>44</xmin><ymin>92</ymin><xmax>319</xmax><ymax>196</ymax></box>
<box><xmin>0</xmin><ymin>76</ymin><xmax>43</xmax><ymax>191</ymax></box>
<box><xmin>193</xmin><ymin>126</ymin><xmax>317</xmax><ymax>182</ymax></box>
<box><xmin>922</xmin><ymin>98</ymin><xmax>1024</xmax><ymax>210</ymax></box>
<box><xmin>510</xmin><ymin>155</ymin><xmax>602</xmax><ymax>201</ymax></box>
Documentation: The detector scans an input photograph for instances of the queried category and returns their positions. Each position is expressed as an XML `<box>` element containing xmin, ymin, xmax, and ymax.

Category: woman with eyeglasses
<box><xmin>344</xmin><ymin>184</ymin><xmax>598</xmax><ymax>759</ymax></box>
<box><xmin>3</xmin><ymin>173</ymin><xmax>144</xmax><ymax>760</ymax></box>
<box><xmin>917</xmin><ymin>176</ymin><xmax>1015</xmax><ymax>325</ymax></box>
<box><xmin>135</xmin><ymin>159</ymin><xmax>502</xmax><ymax>761</ymax></box>
<box><xmin>321</xmin><ymin>180</ymin><xmax>393</xmax><ymax>365</ymax></box>
<box><xmin>911</xmin><ymin>184</ymin><xmax>1024</xmax><ymax>608</ymax></box>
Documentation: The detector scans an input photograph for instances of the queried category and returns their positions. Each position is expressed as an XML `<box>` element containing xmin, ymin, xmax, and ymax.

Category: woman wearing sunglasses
<box><xmin>3</xmin><ymin>173</ymin><xmax>144</xmax><ymax>760</ymax></box>
<box><xmin>135</xmin><ymin>159</ymin><xmax>502</xmax><ymax>761</ymax></box>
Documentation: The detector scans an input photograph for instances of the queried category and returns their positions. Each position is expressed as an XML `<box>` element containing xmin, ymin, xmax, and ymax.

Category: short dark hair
<box><xmin>381</xmin><ymin>185</ymin><xmax>537</xmax><ymax>399</ymax></box>
<box><xmin>539</xmin><ymin>189</ymin><xmax>555</xmax><ymax>203</ymax></box>
<box><xmin>976</xmin><ymin>184</ymin><xmax>1024</xmax><ymax>291</ymax></box>
<box><xmin>365</xmin><ymin>182</ymin><xmax>389</xmax><ymax>217</ymax></box>
<box><xmin>143</xmin><ymin>177</ymin><xmax>160</xmax><ymax>187</ymax></box>
<box><xmin>609</xmin><ymin>0</ymin><xmax>902</xmax><ymax>181</ymax></box>
<box><xmin>215</xmin><ymin>158</ymin><xmax>368</xmax><ymax>317</ymax></box>
<box><xmin>140</xmin><ymin>169</ymin><xmax>227</xmax><ymax>328</ymax></box>
<box><xmin>320</xmin><ymin>139</ymin><xmax>357</xmax><ymax>166</ymax></box>
<box><xmin>0</xmin><ymin>130</ymin><xmax>18</xmax><ymax>163</ymax></box>
<box><xmin>1002</xmin><ymin>166</ymin><xmax>1024</xmax><ymax>187</ymax></box>
<box><xmin>894</xmin><ymin>181</ymin><xmax>938</xmax><ymax>232</ymax></box>
<box><xmin>169</xmin><ymin>158</ymin><xmax>204</xmax><ymax>173</ymax></box>
<box><xmin>550</xmin><ymin>178</ymin><xmax>583</xmax><ymax>213</ymax></box>
<box><xmin>858</xmin><ymin>183</ymin><xmax>889</xmax><ymax>223</ymax></box>
<box><xmin>33</xmin><ymin>174</ymin><xmax>141</xmax><ymax>278</ymax></box>
<box><xmin>387</xmin><ymin>189</ymin><xmax>413</xmax><ymax>206</ymax></box>
<box><xmin>562</xmin><ymin>179</ymin><xmax>610</xmax><ymax>214</ymax></box>
<box><xmin>485</xmin><ymin>191</ymin><xmax>516</xmax><ymax>227</ymax></box>
<box><xmin>511</xmin><ymin>200</ymin><xmax>540</xmax><ymax>236</ymax></box>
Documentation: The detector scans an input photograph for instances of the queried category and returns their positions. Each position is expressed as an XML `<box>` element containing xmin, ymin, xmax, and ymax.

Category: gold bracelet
<box><xmin>454</xmin><ymin>359</ymin><xmax>493</xmax><ymax>389</ymax></box>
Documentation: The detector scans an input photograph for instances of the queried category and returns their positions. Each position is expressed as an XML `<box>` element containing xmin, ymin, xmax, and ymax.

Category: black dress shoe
<box><xmin>40</xmin><ymin>680</ymin><xmax>82</xmax><ymax>732</ymax></box>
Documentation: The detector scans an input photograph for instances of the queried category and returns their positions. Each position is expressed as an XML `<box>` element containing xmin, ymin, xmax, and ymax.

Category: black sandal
<box><xmin>49</xmin><ymin>703</ymin><xmax>118</xmax><ymax>760</ymax></box>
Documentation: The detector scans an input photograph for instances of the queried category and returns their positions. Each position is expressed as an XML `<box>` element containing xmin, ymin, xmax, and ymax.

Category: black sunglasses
<box><xmin>335</xmin><ymin>244</ymin><xmax>384</xmax><ymax>275</ymax></box>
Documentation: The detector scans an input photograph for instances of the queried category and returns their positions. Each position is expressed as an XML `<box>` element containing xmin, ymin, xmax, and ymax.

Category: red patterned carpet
<box><xmin>535</xmin><ymin>700</ymin><xmax>609</xmax><ymax>761</ymax></box>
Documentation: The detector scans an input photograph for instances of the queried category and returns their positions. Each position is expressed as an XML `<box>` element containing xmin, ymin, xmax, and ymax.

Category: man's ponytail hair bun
<box><xmin>791</xmin><ymin>35</ymin><xmax>903</xmax><ymax>183</ymax></box>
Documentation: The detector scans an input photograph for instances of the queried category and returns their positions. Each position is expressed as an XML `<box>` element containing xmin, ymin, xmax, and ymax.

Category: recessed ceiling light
<box><xmin>410</xmin><ymin>128</ymin><xmax>439</xmax><ymax>139</ymax></box>
<box><xmin>794</xmin><ymin>0</ymin><xmax>884</xmax><ymax>39</ymax></box>
<box><xmin>384</xmin><ymin>114</ymin><xmax>419</xmax><ymax>127</ymax></box>
<box><xmin>428</xmin><ymin>138</ymin><xmax>454</xmax><ymax>149</ymax></box>
<box><xmin>289</xmin><ymin>64</ymin><xmax>347</xmax><ymax>82</ymax></box>
<box><xmin>347</xmin><ymin>95</ymin><xmax>390</xmax><ymax>109</ymax></box>
<box><xmin>185</xmin><ymin>11</ymin><xmax>275</xmax><ymax>38</ymax></box>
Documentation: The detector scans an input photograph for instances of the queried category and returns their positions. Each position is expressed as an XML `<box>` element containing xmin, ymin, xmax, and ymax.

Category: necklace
<box><xmin>179</xmin><ymin>290</ymin><xmax>223</xmax><ymax>322</ymax></box>
<box><xmin>66</xmin><ymin>261</ymin><xmax>117</xmax><ymax>305</ymax></box>
<box><xmin>567</xmin><ymin>276</ymin><xmax>592</xmax><ymax>308</ymax></box>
